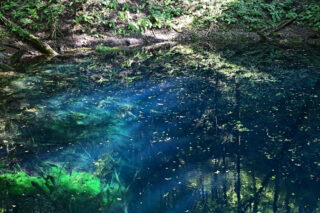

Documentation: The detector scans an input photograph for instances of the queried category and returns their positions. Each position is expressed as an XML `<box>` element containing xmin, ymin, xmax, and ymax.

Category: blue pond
<box><xmin>0</xmin><ymin>44</ymin><xmax>320</xmax><ymax>212</ymax></box>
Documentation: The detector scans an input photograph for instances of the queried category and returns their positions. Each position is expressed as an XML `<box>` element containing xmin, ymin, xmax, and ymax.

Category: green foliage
<box><xmin>0</xmin><ymin>167</ymin><xmax>122</xmax><ymax>212</ymax></box>
<box><xmin>0</xmin><ymin>0</ymin><xmax>319</xmax><ymax>40</ymax></box>
<box><xmin>0</xmin><ymin>26</ymin><xmax>8</xmax><ymax>41</ymax></box>
<box><xmin>0</xmin><ymin>168</ymin><xmax>99</xmax><ymax>197</ymax></box>
<box><xmin>0</xmin><ymin>0</ymin><xmax>65</xmax><ymax>33</ymax></box>
<box><xmin>137</xmin><ymin>17</ymin><xmax>152</xmax><ymax>32</ymax></box>
<box><xmin>0</xmin><ymin>172</ymin><xmax>48</xmax><ymax>195</ymax></box>
<box><xmin>298</xmin><ymin>2</ymin><xmax>320</xmax><ymax>31</ymax></box>
<box><xmin>94</xmin><ymin>0</ymin><xmax>185</xmax><ymax>34</ymax></box>
<box><xmin>127</xmin><ymin>22</ymin><xmax>140</xmax><ymax>33</ymax></box>
<box><xmin>45</xmin><ymin>167</ymin><xmax>102</xmax><ymax>200</ymax></box>
<box><xmin>218</xmin><ymin>0</ymin><xmax>297</xmax><ymax>30</ymax></box>
<box><xmin>147</xmin><ymin>2</ymin><xmax>183</xmax><ymax>29</ymax></box>
<box><xmin>105</xmin><ymin>0</ymin><xmax>118</xmax><ymax>10</ymax></box>
<box><xmin>190</xmin><ymin>0</ymin><xmax>319</xmax><ymax>33</ymax></box>
<box><xmin>216</xmin><ymin>0</ymin><xmax>320</xmax><ymax>32</ymax></box>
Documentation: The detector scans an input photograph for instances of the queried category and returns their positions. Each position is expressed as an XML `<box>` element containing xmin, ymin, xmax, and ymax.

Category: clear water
<box><xmin>0</xmin><ymin>44</ymin><xmax>320</xmax><ymax>212</ymax></box>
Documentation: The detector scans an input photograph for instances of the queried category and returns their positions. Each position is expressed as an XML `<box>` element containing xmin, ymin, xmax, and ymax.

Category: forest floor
<box><xmin>1</xmin><ymin>23</ymin><xmax>318</xmax><ymax>61</ymax></box>
<box><xmin>0</xmin><ymin>0</ymin><xmax>320</xmax><ymax>62</ymax></box>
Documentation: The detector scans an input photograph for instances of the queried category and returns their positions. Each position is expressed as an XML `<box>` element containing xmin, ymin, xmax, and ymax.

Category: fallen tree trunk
<box><xmin>0</xmin><ymin>13</ymin><xmax>58</xmax><ymax>56</ymax></box>
<box><xmin>257</xmin><ymin>5</ymin><xmax>304</xmax><ymax>41</ymax></box>
<box><xmin>257</xmin><ymin>17</ymin><xmax>298</xmax><ymax>41</ymax></box>
<box><xmin>268</xmin><ymin>17</ymin><xmax>298</xmax><ymax>34</ymax></box>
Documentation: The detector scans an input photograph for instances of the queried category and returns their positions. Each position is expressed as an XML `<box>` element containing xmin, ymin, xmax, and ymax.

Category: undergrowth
<box><xmin>0</xmin><ymin>0</ymin><xmax>319</xmax><ymax>39</ymax></box>
<box><xmin>195</xmin><ymin>0</ymin><xmax>320</xmax><ymax>32</ymax></box>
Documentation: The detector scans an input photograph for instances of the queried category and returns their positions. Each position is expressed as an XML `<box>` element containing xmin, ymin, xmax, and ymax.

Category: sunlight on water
<box><xmin>0</xmin><ymin>44</ymin><xmax>320</xmax><ymax>212</ymax></box>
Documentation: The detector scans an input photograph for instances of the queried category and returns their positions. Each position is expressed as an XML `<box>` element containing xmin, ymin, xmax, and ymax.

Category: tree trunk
<box><xmin>235</xmin><ymin>80</ymin><xmax>242</xmax><ymax>213</ymax></box>
<box><xmin>252</xmin><ymin>170</ymin><xmax>258</xmax><ymax>213</ymax></box>
<box><xmin>273</xmin><ymin>171</ymin><xmax>280</xmax><ymax>213</ymax></box>
<box><xmin>240</xmin><ymin>79</ymin><xmax>320</xmax><ymax>212</ymax></box>
<box><xmin>285</xmin><ymin>192</ymin><xmax>291</xmax><ymax>213</ymax></box>
<box><xmin>223</xmin><ymin>144</ymin><xmax>228</xmax><ymax>209</ymax></box>
<box><xmin>0</xmin><ymin>14</ymin><xmax>58</xmax><ymax>56</ymax></box>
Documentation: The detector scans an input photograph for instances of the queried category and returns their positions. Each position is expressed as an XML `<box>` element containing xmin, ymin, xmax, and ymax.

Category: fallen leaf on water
<box><xmin>163</xmin><ymin>192</ymin><xmax>169</xmax><ymax>198</ymax></box>
<box><xmin>25</xmin><ymin>108</ymin><xmax>38</xmax><ymax>113</ymax></box>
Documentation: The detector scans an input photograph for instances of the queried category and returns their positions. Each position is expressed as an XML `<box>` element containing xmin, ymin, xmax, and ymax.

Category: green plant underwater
<box><xmin>0</xmin><ymin>167</ymin><xmax>123</xmax><ymax>212</ymax></box>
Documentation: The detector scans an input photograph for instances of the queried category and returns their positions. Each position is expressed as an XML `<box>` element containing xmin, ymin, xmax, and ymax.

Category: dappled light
<box><xmin>0</xmin><ymin>42</ymin><xmax>320</xmax><ymax>212</ymax></box>
<box><xmin>1</xmin><ymin>0</ymin><xmax>319</xmax><ymax>212</ymax></box>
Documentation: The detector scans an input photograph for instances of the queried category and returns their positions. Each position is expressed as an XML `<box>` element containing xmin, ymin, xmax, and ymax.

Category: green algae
<box><xmin>0</xmin><ymin>167</ymin><xmax>122</xmax><ymax>212</ymax></box>
<box><xmin>46</xmin><ymin>167</ymin><xmax>102</xmax><ymax>198</ymax></box>
<box><xmin>0</xmin><ymin>172</ymin><xmax>48</xmax><ymax>195</ymax></box>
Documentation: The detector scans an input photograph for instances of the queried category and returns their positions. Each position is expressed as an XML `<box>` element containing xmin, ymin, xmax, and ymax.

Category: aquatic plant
<box><xmin>0</xmin><ymin>167</ymin><xmax>122</xmax><ymax>212</ymax></box>
<box><xmin>0</xmin><ymin>172</ymin><xmax>48</xmax><ymax>195</ymax></box>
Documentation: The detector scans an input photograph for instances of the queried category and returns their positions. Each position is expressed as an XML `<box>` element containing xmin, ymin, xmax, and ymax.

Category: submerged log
<box><xmin>0</xmin><ymin>14</ymin><xmax>58</xmax><ymax>56</ymax></box>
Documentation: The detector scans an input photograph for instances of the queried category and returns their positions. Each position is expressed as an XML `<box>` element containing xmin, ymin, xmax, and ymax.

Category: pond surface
<box><xmin>0</xmin><ymin>43</ymin><xmax>320</xmax><ymax>213</ymax></box>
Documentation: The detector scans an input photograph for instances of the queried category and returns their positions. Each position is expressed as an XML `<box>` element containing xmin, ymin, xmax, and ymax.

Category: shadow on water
<box><xmin>0</xmin><ymin>43</ymin><xmax>320</xmax><ymax>212</ymax></box>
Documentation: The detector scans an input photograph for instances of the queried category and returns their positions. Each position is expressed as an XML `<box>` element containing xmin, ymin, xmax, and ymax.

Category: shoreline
<box><xmin>0</xmin><ymin>25</ymin><xmax>319</xmax><ymax>71</ymax></box>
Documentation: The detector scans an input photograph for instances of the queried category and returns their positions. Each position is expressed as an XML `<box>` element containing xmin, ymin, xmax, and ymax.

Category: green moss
<box><xmin>47</xmin><ymin>167</ymin><xmax>101</xmax><ymax>197</ymax></box>
<box><xmin>0</xmin><ymin>169</ymin><xmax>102</xmax><ymax>197</ymax></box>
<box><xmin>0</xmin><ymin>172</ymin><xmax>47</xmax><ymax>195</ymax></box>
<box><xmin>0</xmin><ymin>167</ymin><xmax>121</xmax><ymax>211</ymax></box>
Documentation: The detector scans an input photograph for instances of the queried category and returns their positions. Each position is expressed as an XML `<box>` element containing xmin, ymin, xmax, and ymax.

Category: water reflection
<box><xmin>0</xmin><ymin>44</ymin><xmax>320</xmax><ymax>212</ymax></box>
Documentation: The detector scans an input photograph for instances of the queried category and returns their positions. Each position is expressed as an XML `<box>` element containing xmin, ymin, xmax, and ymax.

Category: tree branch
<box><xmin>0</xmin><ymin>14</ymin><xmax>58</xmax><ymax>56</ymax></box>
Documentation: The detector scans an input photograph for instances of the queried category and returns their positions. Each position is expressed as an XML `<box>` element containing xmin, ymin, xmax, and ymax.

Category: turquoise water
<box><xmin>0</xmin><ymin>44</ymin><xmax>320</xmax><ymax>212</ymax></box>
